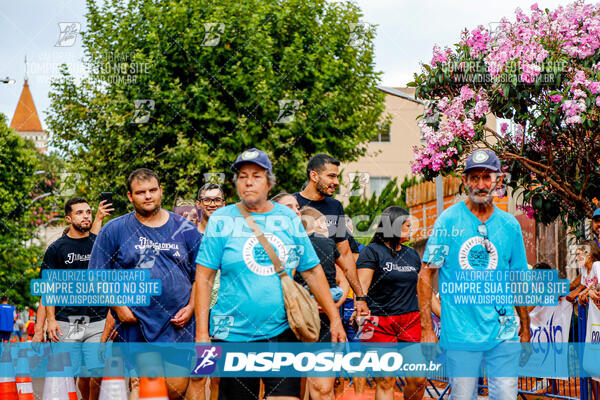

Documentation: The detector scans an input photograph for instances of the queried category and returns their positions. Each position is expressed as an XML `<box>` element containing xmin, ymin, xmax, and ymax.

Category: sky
<box><xmin>0</xmin><ymin>0</ymin><xmax>568</xmax><ymax>129</ymax></box>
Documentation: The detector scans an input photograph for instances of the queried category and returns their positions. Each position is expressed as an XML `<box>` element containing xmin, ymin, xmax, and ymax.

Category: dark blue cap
<box><xmin>464</xmin><ymin>149</ymin><xmax>501</xmax><ymax>173</ymax></box>
<box><xmin>593</xmin><ymin>208</ymin><xmax>600</xmax><ymax>219</ymax></box>
<box><xmin>231</xmin><ymin>148</ymin><xmax>272</xmax><ymax>172</ymax></box>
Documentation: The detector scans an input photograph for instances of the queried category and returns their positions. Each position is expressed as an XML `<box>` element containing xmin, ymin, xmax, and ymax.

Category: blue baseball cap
<box><xmin>464</xmin><ymin>149</ymin><xmax>501</xmax><ymax>173</ymax></box>
<box><xmin>593</xmin><ymin>208</ymin><xmax>600</xmax><ymax>219</ymax></box>
<box><xmin>231</xmin><ymin>148</ymin><xmax>272</xmax><ymax>172</ymax></box>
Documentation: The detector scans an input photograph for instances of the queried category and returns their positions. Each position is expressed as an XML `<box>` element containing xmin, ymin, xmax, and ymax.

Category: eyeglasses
<box><xmin>477</xmin><ymin>223</ymin><xmax>493</xmax><ymax>254</ymax></box>
<box><xmin>200</xmin><ymin>197</ymin><xmax>224</xmax><ymax>206</ymax></box>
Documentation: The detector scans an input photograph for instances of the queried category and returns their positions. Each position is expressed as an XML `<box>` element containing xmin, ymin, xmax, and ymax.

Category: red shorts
<box><xmin>359</xmin><ymin>311</ymin><xmax>421</xmax><ymax>343</ymax></box>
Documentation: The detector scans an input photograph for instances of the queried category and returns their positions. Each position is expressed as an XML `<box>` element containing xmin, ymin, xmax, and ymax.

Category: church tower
<box><xmin>10</xmin><ymin>57</ymin><xmax>48</xmax><ymax>153</ymax></box>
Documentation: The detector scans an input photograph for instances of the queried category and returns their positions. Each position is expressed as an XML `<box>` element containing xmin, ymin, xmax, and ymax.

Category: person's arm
<box><xmin>357</xmin><ymin>268</ymin><xmax>373</xmax><ymax>301</ymax></box>
<box><xmin>336</xmin><ymin>240</ymin><xmax>369</xmax><ymax>316</ymax></box>
<box><xmin>32</xmin><ymin>301</ymin><xmax>46</xmax><ymax>342</ymax></box>
<box><xmin>334</xmin><ymin>265</ymin><xmax>349</xmax><ymax>309</ymax></box>
<box><xmin>566</xmin><ymin>284</ymin><xmax>585</xmax><ymax>303</ymax></box>
<box><xmin>98</xmin><ymin>311</ymin><xmax>116</xmax><ymax>362</ymax></box>
<box><xmin>431</xmin><ymin>292</ymin><xmax>441</xmax><ymax>318</ymax></box>
<box><xmin>45</xmin><ymin>305</ymin><xmax>62</xmax><ymax>342</ymax></box>
<box><xmin>578</xmin><ymin>287</ymin><xmax>590</xmax><ymax>305</ymax></box>
<box><xmin>100</xmin><ymin>311</ymin><xmax>116</xmax><ymax>342</ymax></box>
<box><xmin>300</xmin><ymin>265</ymin><xmax>346</xmax><ymax>342</ymax></box>
<box><xmin>90</xmin><ymin>200</ymin><xmax>113</xmax><ymax>235</ymax></box>
<box><xmin>515</xmin><ymin>305</ymin><xmax>530</xmax><ymax>342</ymax></box>
<box><xmin>418</xmin><ymin>265</ymin><xmax>438</xmax><ymax>343</ymax></box>
<box><xmin>570</xmin><ymin>275</ymin><xmax>581</xmax><ymax>291</ymax></box>
<box><xmin>509</xmin><ymin>223</ymin><xmax>531</xmax><ymax>343</ymax></box>
<box><xmin>194</xmin><ymin>265</ymin><xmax>216</xmax><ymax>342</ymax></box>
<box><xmin>171</xmin><ymin>281</ymin><xmax>196</xmax><ymax>327</ymax></box>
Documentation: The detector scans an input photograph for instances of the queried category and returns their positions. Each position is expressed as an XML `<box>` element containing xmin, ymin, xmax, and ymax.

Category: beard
<box><xmin>133</xmin><ymin>201</ymin><xmax>161</xmax><ymax>217</ymax></box>
<box><xmin>467</xmin><ymin>186</ymin><xmax>494</xmax><ymax>205</ymax></box>
<box><xmin>316</xmin><ymin>179</ymin><xmax>333</xmax><ymax>198</ymax></box>
<box><xmin>72</xmin><ymin>222</ymin><xmax>91</xmax><ymax>233</ymax></box>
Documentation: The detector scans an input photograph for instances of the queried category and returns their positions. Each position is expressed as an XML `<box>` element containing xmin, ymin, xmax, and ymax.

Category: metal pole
<box><xmin>436</xmin><ymin>174</ymin><xmax>443</xmax><ymax>216</ymax></box>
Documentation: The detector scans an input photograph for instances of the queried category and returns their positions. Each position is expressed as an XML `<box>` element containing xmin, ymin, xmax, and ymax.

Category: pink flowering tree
<box><xmin>410</xmin><ymin>1</ymin><xmax>600</xmax><ymax>226</ymax></box>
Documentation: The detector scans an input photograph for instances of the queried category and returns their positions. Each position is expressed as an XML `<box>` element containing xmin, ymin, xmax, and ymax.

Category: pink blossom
<box><xmin>437</xmin><ymin>97</ymin><xmax>449</xmax><ymax>112</ymax></box>
<box><xmin>431</xmin><ymin>45</ymin><xmax>452</xmax><ymax>65</ymax></box>
<box><xmin>459</xmin><ymin>85</ymin><xmax>476</xmax><ymax>101</ymax></box>
<box><xmin>596</xmin><ymin>97</ymin><xmax>600</xmax><ymax>107</ymax></box>
<box><xmin>465</xmin><ymin>26</ymin><xmax>492</xmax><ymax>58</ymax></box>
<box><xmin>517</xmin><ymin>205</ymin><xmax>536</xmax><ymax>219</ymax></box>
<box><xmin>471</xmin><ymin>99</ymin><xmax>490</xmax><ymax>118</ymax></box>
<box><xmin>520</xmin><ymin>63</ymin><xmax>542</xmax><ymax>83</ymax></box>
<box><xmin>549</xmin><ymin>94</ymin><xmax>563</xmax><ymax>103</ymax></box>
<box><xmin>587</xmin><ymin>81</ymin><xmax>600</xmax><ymax>94</ymax></box>
<box><xmin>500</xmin><ymin>122</ymin><xmax>509</xmax><ymax>133</ymax></box>
<box><xmin>572</xmin><ymin>88</ymin><xmax>587</xmax><ymax>99</ymax></box>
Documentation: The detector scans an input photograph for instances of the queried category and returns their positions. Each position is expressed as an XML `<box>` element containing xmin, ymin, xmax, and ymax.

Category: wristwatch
<box><xmin>355</xmin><ymin>296</ymin><xmax>368</xmax><ymax>302</ymax></box>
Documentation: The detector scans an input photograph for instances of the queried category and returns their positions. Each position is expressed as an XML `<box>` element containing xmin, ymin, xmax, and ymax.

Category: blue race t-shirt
<box><xmin>89</xmin><ymin>212</ymin><xmax>202</xmax><ymax>342</ymax></box>
<box><xmin>422</xmin><ymin>202</ymin><xmax>527</xmax><ymax>351</ymax></box>
<box><xmin>0</xmin><ymin>304</ymin><xmax>15</xmax><ymax>332</ymax></box>
<box><xmin>195</xmin><ymin>202</ymin><xmax>320</xmax><ymax>342</ymax></box>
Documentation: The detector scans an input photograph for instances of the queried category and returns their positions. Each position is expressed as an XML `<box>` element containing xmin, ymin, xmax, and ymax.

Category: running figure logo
<box><xmin>192</xmin><ymin>345</ymin><xmax>222</xmax><ymax>375</ymax></box>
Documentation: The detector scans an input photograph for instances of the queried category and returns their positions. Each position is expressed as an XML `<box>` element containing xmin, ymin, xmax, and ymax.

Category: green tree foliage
<box><xmin>46</xmin><ymin>0</ymin><xmax>386</xmax><ymax>211</ymax></box>
<box><xmin>0</xmin><ymin>114</ymin><xmax>45</xmax><ymax>307</ymax></box>
<box><xmin>344</xmin><ymin>176</ymin><xmax>419</xmax><ymax>244</ymax></box>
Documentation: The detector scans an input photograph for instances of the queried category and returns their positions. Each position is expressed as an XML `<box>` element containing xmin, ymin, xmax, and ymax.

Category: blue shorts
<box><xmin>342</xmin><ymin>299</ymin><xmax>360</xmax><ymax>342</ymax></box>
<box><xmin>115</xmin><ymin>322</ymin><xmax>194</xmax><ymax>375</ymax></box>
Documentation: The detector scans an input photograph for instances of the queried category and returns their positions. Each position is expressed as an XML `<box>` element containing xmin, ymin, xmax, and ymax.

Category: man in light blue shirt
<box><xmin>418</xmin><ymin>149</ymin><xmax>531</xmax><ymax>400</ymax></box>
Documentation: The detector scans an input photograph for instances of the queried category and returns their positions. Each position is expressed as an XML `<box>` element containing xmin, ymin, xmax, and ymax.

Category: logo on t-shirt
<box><xmin>382</xmin><ymin>262</ymin><xmax>417</xmax><ymax>273</ymax></box>
<box><xmin>65</xmin><ymin>253</ymin><xmax>91</xmax><ymax>264</ymax></box>
<box><xmin>242</xmin><ymin>233</ymin><xmax>289</xmax><ymax>276</ymax></box>
<box><xmin>458</xmin><ymin>236</ymin><xmax>498</xmax><ymax>269</ymax></box>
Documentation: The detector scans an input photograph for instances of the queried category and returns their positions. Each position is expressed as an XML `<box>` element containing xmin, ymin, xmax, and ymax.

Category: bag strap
<box><xmin>236</xmin><ymin>202</ymin><xmax>287</xmax><ymax>278</ymax></box>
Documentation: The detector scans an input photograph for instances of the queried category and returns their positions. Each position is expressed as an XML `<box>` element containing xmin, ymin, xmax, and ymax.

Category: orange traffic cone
<box><xmin>0</xmin><ymin>345</ymin><xmax>19</xmax><ymax>400</ymax></box>
<box><xmin>14</xmin><ymin>349</ymin><xmax>34</xmax><ymax>400</ymax></box>
<box><xmin>138</xmin><ymin>376</ymin><xmax>169</xmax><ymax>400</ymax></box>
<box><xmin>42</xmin><ymin>352</ymin><xmax>69</xmax><ymax>400</ymax></box>
<box><xmin>99</xmin><ymin>357</ymin><xmax>127</xmax><ymax>400</ymax></box>
<box><xmin>60</xmin><ymin>352</ymin><xmax>78</xmax><ymax>400</ymax></box>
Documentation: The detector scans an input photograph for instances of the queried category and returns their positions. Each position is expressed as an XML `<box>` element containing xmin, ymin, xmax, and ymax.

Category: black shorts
<box><xmin>217</xmin><ymin>328</ymin><xmax>301</xmax><ymax>400</ymax></box>
<box><xmin>317</xmin><ymin>314</ymin><xmax>331</xmax><ymax>343</ymax></box>
<box><xmin>0</xmin><ymin>331</ymin><xmax>11</xmax><ymax>342</ymax></box>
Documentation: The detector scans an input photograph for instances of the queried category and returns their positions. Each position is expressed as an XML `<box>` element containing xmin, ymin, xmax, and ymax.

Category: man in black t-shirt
<box><xmin>294</xmin><ymin>153</ymin><xmax>369</xmax><ymax>317</ymax></box>
<box><xmin>37</xmin><ymin>197</ymin><xmax>112</xmax><ymax>400</ymax></box>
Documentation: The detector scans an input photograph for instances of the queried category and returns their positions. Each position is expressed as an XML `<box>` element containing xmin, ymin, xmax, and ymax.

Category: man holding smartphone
<box><xmin>36</xmin><ymin>196</ymin><xmax>113</xmax><ymax>400</ymax></box>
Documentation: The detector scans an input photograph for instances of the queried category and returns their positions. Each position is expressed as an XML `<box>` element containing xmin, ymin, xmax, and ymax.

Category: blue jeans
<box><xmin>447</xmin><ymin>342</ymin><xmax>520</xmax><ymax>400</ymax></box>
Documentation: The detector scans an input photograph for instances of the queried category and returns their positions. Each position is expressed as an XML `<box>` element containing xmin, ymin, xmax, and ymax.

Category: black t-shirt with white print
<box><xmin>294</xmin><ymin>193</ymin><xmax>350</xmax><ymax>243</ymax></box>
<box><xmin>40</xmin><ymin>233</ymin><xmax>108</xmax><ymax>322</ymax></box>
<box><xmin>356</xmin><ymin>242</ymin><xmax>421</xmax><ymax>316</ymax></box>
<box><xmin>295</xmin><ymin>233</ymin><xmax>340</xmax><ymax>289</ymax></box>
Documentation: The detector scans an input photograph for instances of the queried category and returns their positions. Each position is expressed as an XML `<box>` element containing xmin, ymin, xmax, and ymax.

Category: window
<box><xmin>371</xmin><ymin>124</ymin><xmax>391</xmax><ymax>142</ymax></box>
<box><xmin>370</xmin><ymin>176</ymin><xmax>391</xmax><ymax>196</ymax></box>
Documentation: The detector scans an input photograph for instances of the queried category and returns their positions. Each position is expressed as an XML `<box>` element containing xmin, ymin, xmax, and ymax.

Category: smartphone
<box><xmin>100</xmin><ymin>192</ymin><xmax>113</xmax><ymax>204</ymax></box>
